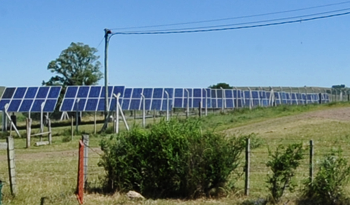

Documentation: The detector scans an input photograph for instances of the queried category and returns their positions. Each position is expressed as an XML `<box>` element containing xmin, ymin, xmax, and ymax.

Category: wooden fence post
<box><xmin>7</xmin><ymin>136</ymin><xmax>16</xmax><ymax>195</ymax></box>
<box><xmin>310</xmin><ymin>140</ymin><xmax>314</xmax><ymax>183</ymax></box>
<box><xmin>245</xmin><ymin>138</ymin><xmax>250</xmax><ymax>196</ymax></box>
<box><xmin>82</xmin><ymin>135</ymin><xmax>89</xmax><ymax>189</ymax></box>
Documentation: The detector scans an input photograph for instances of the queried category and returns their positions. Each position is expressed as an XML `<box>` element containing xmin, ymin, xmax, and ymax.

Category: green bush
<box><xmin>266</xmin><ymin>143</ymin><xmax>304</xmax><ymax>203</ymax></box>
<box><xmin>99</xmin><ymin>118</ymin><xmax>244</xmax><ymax>198</ymax></box>
<box><xmin>300</xmin><ymin>149</ymin><xmax>350</xmax><ymax>205</ymax></box>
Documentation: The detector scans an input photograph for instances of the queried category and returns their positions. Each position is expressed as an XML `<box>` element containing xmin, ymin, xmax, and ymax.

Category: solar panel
<box><xmin>0</xmin><ymin>86</ymin><xmax>62</xmax><ymax>113</ymax></box>
<box><xmin>60</xmin><ymin>85</ymin><xmax>125</xmax><ymax>112</ymax></box>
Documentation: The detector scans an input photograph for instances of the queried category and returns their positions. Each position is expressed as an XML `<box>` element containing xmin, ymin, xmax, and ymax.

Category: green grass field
<box><xmin>1</xmin><ymin>102</ymin><xmax>350</xmax><ymax>204</ymax></box>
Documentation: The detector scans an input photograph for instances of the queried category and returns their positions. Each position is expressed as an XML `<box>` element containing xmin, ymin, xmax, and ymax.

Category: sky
<box><xmin>1</xmin><ymin>1</ymin><xmax>350</xmax><ymax>89</ymax></box>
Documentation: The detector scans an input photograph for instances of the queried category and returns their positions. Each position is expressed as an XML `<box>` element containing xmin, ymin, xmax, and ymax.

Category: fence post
<box><xmin>245</xmin><ymin>138</ymin><xmax>250</xmax><ymax>196</ymax></box>
<box><xmin>71</xmin><ymin>118</ymin><xmax>74</xmax><ymax>141</ymax></box>
<box><xmin>48</xmin><ymin>119</ymin><xmax>52</xmax><ymax>145</ymax></box>
<box><xmin>7</xmin><ymin>136</ymin><xmax>16</xmax><ymax>195</ymax></box>
<box><xmin>82</xmin><ymin>135</ymin><xmax>89</xmax><ymax>189</ymax></box>
<box><xmin>310</xmin><ymin>140</ymin><xmax>314</xmax><ymax>183</ymax></box>
<box><xmin>77</xmin><ymin>140</ymin><xmax>84</xmax><ymax>204</ymax></box>
<box><xmin>26</xmin><ymin>118</ymin><xmax>31</xmax><ymax>148</ymax></box>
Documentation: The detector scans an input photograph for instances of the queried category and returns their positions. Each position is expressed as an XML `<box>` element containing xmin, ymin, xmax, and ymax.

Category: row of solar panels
<box><xmin>0</xmin><ymin>86</ymin><xmax>330</xmax><ymax>113</ymax></box>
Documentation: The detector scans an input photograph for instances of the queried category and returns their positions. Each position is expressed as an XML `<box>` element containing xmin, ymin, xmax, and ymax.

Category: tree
<box><xmin>43</xmin><ymin>42</ymin><xmax>103</xmax><ymax>86</ymax></box>
<box><xmin>209</xmin><ymin>82</ymin><xmax>233</xmax><ymax>89</ymax></box>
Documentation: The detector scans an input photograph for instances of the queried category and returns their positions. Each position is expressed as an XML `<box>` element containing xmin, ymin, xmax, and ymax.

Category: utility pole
<box><xmin>102</xmin><ymin>28</ymin><xmax>112</xmax><ymax>131</ymax></box>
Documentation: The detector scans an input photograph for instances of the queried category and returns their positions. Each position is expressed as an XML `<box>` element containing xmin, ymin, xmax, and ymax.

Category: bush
<box><xmin>99</xmin><ymin>118</ymin><xmax>244</xmax><ymax>198</ymax></box>
<box><xmin>300</xmin><ymin>149</ymin><xmax>350</xmax><ymax>205</ymax></box>
<box><xmin>266</xmin><ymin>143</ymin><xmax>304</xmax><ymax>203</ymax></box>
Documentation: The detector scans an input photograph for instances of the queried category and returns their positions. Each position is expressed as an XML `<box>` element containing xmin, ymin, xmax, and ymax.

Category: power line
<box><xmin>110</xmin><ymin>1</ymin><xmax>350</xmax><ymax>31</ymax></box>
<box><xmin>111</xmin><ymin>10</ymin><xmax>350</xmax><ymax>35</ymax></box>
<box><xmin>114</xmin><ymin>8</ymin><xmax>350</xmax><ymax>34</ymax></box>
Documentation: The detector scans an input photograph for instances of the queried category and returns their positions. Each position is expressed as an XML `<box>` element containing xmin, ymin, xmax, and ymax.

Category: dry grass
<box><xmin>1</xmin><ymin>104</ymin><xmax>350</xmax><ymax>204</ymax></box>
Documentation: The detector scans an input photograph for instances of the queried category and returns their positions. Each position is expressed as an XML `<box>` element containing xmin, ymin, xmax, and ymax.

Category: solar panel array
<box><xmin>0</xmin><ymin>86</ymin><xmax>62</xmax><ymax>113</ymax></box>
<box><xmin>0</xmin><ymin>86</ymin><xmax>330</xmax><ymax>113</ymax></box>
<box><xmin>60</xmin><ymin>86</ymin><xmax>125</xmax><ymax>112</ymax></box>
<box><xmin>58</xmin><ymin>86</ymin><xmax>330</xmax><ymax>112</ymax></box>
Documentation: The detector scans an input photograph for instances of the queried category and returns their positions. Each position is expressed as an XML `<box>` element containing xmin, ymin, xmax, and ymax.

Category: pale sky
<box><xmin>1</xmin><ymin>1</ymin><xmax>350</xmax><ymax>88</ymax></box>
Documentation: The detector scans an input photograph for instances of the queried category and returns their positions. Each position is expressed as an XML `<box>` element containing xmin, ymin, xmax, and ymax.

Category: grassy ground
<box><xmin>1</xmin><ymin>102</ymin><xmax>350</xmax><ymax>204</ymax></box>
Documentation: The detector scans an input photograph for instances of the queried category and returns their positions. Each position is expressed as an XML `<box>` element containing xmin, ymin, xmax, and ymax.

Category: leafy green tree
<box><xmin>209</xmin><ymin>82</ymin><xmax>233</xmax><ymax>89</ymax></box>
<box><xmin>43</xmin><ymin>42</ymin><xmax>103</xmax><ymax>86</ymax></box>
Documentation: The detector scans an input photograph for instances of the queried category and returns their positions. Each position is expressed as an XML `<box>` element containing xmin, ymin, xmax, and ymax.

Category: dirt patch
<box><xmin>225</xmin><ymin>107</ymin><xmax>350</xmax><ymax>136</ymax></box>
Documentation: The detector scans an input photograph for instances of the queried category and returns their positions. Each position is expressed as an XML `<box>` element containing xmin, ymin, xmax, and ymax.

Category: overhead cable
<box><xmin>110</xmin><ymin>1</ymin><xmax>350</xmax><ymax>31</ymax></box>
<box><xmin>111</xmin><ymin>10</ymin><xmax>350</xmax><ymax>35</ymax></box>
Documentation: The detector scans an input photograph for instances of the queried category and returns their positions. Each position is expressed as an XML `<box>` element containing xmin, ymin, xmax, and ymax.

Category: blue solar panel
<box><xmin>89</xmin><ymin>86</ymin><xmax>101</xmax><ymax>97</ymax></box>
<box><xmin>13</xmin><ymin>87</ymin><xmax>26</xmax><ymax>98</ymax></box>
<box><xmin>44</xmin><ymin>99</ymin><xmax>58</xmax><ymax>112</ymax></box>
<box><xmin>193</xmin><ymin>89</ymin><xmax>201</xmax><ymax>98</ymax></box>
<box><xmin>193</xmin><ymin>99</ymin><xmax>201</xmax><ymax>108</ymax></box>
<box><xmin>143</xmin><ymin>88</ymin><xmax>153</xmax><ymax>98</ymax></box>
<box><xmin>211</xmin><ymin>89</ymin><xmax>217</xmax><ymax>98</ymax></box>
<box><xmin>85</xmin><ymin>99</ymin><xmax>99</xmax><ymax>111</ymax></box>
<box><xmin>216</xmin><ymin>90</ymin><xmax>223</xmax><ymax>98</ymax></box>
<box><xmin>184</xmin><ymin>89</ymin><xmax>192</xmax><ymax>99</ymax></box>
<box><xmin>36</xmin><ymin>87</ymin><xmax>49</xmax><ymax>98</ymax></box>
<box><xmin>19</xmin><ymin>100</ymin><xmax>33</xmax><ymax>112</ymax></box>
<box><xmin>0</xmin><ymin>100</ymin><xmax>10</xmax><ymax>110</ymax></box>
<box><xmin>8</xmin><ymin>100</ymin><xmax>21</xmax><ymax>112</ymax></box>
<box><xmin>0</xmin><ymin>86</ymin><xmax>61</xmax><ymax>113</ymax></box>
<box><xmin>60</xmin><ymin>85</ymin><xmax>124</xmax><ymax>112</ymax></box>
<box><xmin>132</xmin><ymin>88</ymin><xmax>143</xmax><ymax>98</ymax></box>
<box><xmin>252</xmin><ymin>91</ymin><xmax>259</xmax><ymax>98</ymax></box>
<box><xmin>31</xmin><ymin>99</ymin><xmax>46</xmax><ymax>112</ymax></box>
<box><xmin>2</xmin><ymin>88</ymin><xmax>16</xmax><ymax>99</ymax></box>
<box><xmin>124</xmin><ymin>88</ymin><xmax>132</xmax><ymax>98</ymax></box>
<box><xmin>153</xmin><ymin>88</ymin><xmax>163</xmax><ymax>98</ymax></box>
<box><xmin>175</xmin><ymin>89</ymin><xmax>183</xmax><ymax>97</ymax></box>
<box><xmin>113</xmin><ymin>86</ymin><xmax>125</xmax><ymax>97</ymax></box>
<box><xmin>25</xmin><ymin>87</ymin><xmax>38</xmax><ymax>98</ymax></box>
<box><xmin>144</xmin><ymin>99</ymin><xmax>151</xmax><ymax>110</ymax></box>
<box><xmin>184</xmin><ymin>98</ymin><xmax>192</xmax><ymax>108</ymax></box>
<box><xmin>151</xmin><ymin>99</ymin><xmax>162</xmax><ymax>110</ymax></box>
<box><xmin>225</xmin><ymin>90</ymin><xmax>233</xmax><ymax>98</ymax></box>
<box><xmin>164</xmin><ymin>88</ymin><xmax>174</xmax><ymax>98</ymax></box>
<box><xmin>61</xmin><ymin>99</ymin><xmax>75</xmax><ymax>111</ymax></box>
<box><xmin>48</xmin><ymin>87</ymin><xmax>61</xmax><ymax>98</ymax></box>
<box><xmin>130</xmin><ymin>99</ymin><xmax>141</xmax><ymax>110</ymax></box>
<box><xmin>97</xmin><ymin>99</ymin><xmax>105</xmax><ymax>111</ymax></box>
<box><xmin>65</xmin><ymin>87</ymin><xmax>78</xmax><ymax>98</ymax></box>
<box><xmin>161</xmin><ymin>99</ymin><xmax>168</xmax><ymax>111</ymax></box>
<box><xmin>73</xmin><ymin>99</ymin><xmax>87</xmax><ymax>111</ymax></box>
<box><xmin>120</xmin><ymin>99</ymin><xmax>129</xmax><ymax>110</ymax></box>
<box><xmin>77</xmin><ymin>86</ymin><xmax>90</xmax><ymax>98</ymax></box>
<box><xmin>226</xmin><ymin>99</ymin><xmax>234</xmax><ymax>108</ymax></box>
<box><xmin>174</xmin><ymin>98</ymin><xmax>183</xmax><ymax>108</ymax></box>
<box><xmin>100</xmin><ymin>86</ymin><xmax>113</xmax><ymax>98</ymax></box>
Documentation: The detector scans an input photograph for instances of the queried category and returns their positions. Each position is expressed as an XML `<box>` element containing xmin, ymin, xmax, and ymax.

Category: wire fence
<box><xmin>245</xmin><ymin>137</ymin><xmax>350</xmax><ymax>196</ymax></box>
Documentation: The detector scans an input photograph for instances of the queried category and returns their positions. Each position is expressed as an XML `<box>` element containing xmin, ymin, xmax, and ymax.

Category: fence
<box><xmin>244</xmin><ymin>137</ymin><xmax>350</xmax><ymax>197</ymax></box>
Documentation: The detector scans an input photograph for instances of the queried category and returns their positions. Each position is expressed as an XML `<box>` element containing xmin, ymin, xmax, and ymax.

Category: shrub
<box><xmin>300</xmin><ymin>149</ymin><xmax>350</xmax><ymax>205</ymax></box>
<box><xmin>99</xmin><ymin>118</ymin><xmax>244</xmax><ymax>198</ymax></box>
<box><xmin>266</xmin><ymin>143</ymin><xmax>304</xmax><ymax>203</ymax></box>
